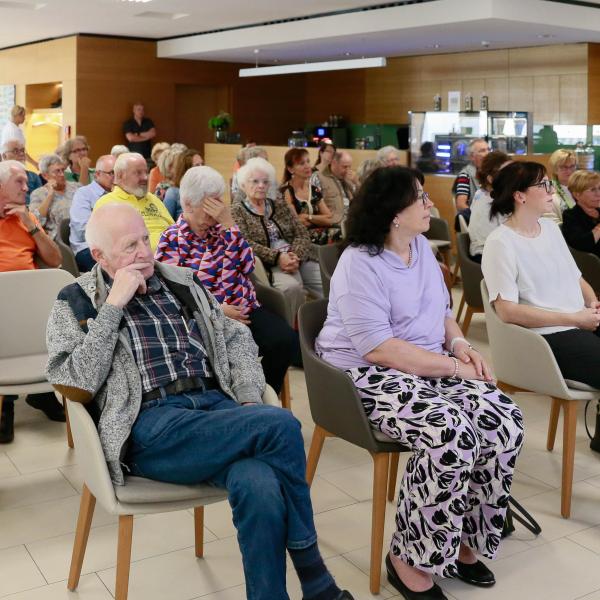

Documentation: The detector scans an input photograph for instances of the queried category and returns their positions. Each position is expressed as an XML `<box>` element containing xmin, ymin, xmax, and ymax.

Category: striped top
<box><xmin>155</xmin><ymin>215</ymin><xmax>260</xmax><ymax>311</ymax></box>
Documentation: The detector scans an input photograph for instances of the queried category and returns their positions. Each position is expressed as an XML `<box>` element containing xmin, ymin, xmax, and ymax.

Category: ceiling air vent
<box><xmin>135</xmin><ymin>11</ymin><xmax>189</xmax><ymax>20</ymax></box>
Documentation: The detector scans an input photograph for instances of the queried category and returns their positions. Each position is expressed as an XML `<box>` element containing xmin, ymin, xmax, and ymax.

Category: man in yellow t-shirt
<box><xmin>94</xmin><ymin>152</ymin><xmax>173</xmax><ymax>249</ymax></box>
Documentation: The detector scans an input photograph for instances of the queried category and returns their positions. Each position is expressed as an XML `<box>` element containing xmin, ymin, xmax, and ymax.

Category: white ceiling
<box><xmin>2</xmin><ymin>0</ymin><xmax>600</xmax><ymax>65</ymax></box>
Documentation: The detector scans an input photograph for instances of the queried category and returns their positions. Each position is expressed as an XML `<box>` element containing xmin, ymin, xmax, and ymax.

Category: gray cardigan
<box><xmin>46</xmin><ymin>261</ymin><xmax>265</xmax><ymax>484</ymax></box>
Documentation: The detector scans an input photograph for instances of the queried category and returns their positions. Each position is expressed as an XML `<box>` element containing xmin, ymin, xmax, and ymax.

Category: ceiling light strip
<box><xmin>239</xmin><ymin>57</ymin><xmax>386</xmax><ymax>77</ymax></box>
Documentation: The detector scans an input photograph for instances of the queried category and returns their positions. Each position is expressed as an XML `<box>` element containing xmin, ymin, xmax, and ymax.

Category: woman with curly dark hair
<box><xmin>316</xmin><ymin>166</ymin><xmax>523</xmax><ymax>600</ymax></box>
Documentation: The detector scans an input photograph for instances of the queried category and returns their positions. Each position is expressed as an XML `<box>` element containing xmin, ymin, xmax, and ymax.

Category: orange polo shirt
<box><xmin>0</xmin><ymin>213</ymin><xmax>42</xmax><ymax>272</ymax></box>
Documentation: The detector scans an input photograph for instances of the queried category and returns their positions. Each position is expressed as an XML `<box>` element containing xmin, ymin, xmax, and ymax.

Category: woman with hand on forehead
<box><xmin>482</xmin><ymin>161</ymin><xmax>600</xmax><ymax>388</ymax></box>
<box><xmin>155</xmin><ymin>165</ymin><xmax>298</xmax><ymax>395</ymax></box>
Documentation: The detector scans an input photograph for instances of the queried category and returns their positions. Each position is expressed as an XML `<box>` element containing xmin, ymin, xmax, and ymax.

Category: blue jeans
<box><xmin>126</xmin><ymin>389</ymin><xmax>317</xmax><ymax>600</ymax></box>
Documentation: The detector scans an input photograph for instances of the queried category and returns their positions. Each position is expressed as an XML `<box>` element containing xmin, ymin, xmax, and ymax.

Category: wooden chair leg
<box><xmin>115</xmin><ymin>515</ymin><xmax>134</xmax><ymax>600</ymax></box>
<box><xmin>68</xmin><ymin>484</ymin><xmax>97</xmax><ymax>591</ymax></box>
<box><xmin>306</xmin><ymin>425</ymin><xmax>329</xmax><ymax>486</ymax></box>
<box><xmin>561</xmin><ymin>399</ymin><xmax>578</xmax><ymax>519</ymax></box>
<box><xmin>456</xmin><ymin>293</ymin><xmax>466</xmax><ymax>323</ymax></box>
<box><xmin>387</xmin><ymin>453</ymin><xmax>400</xmax><ymax>502</ymax></box>
<box><xmin>280</xmin><ymin>371</ymin><xmax>292</xmax><ymax>410</ymax></box>
<box><xmin>440</xmin><ymin>249</ymin><xmax>451</xmax><ymax>270</ymax></box>
<box><xmin>547</xmin><ymin>397</ymin><xmax>561</xmax><ymax>451</ymax></box>
<box><xmin>194</xmin><ymin>506</ymin><xmax>204</xmax><ymax>558</ymax></box>
<box><xmin>370</xmin><ymin>452</ymin><xmax>390</xmax><ymax>595</ymax></box>
<box><xmin>462</xmin><ymin>306</ymin><xmax>474</xmax><ymax>336</ymax></box>
<box><xmin>63</xmin><ymin>396</ymin><xmax>74</xmax><ymax>449</ymax></box>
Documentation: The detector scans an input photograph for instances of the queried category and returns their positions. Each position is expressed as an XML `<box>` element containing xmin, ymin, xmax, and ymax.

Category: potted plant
<box><xmin>208</xmin><ymin>111</ymin><xmax>233</xmax><ymax>143</ymax></box>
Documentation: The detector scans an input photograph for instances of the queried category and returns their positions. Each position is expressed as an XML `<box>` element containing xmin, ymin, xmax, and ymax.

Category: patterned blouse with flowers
<box><xmin>154</xmin><ymin>215</ymin><xmax>260</xmax><ymax>312</ymax></box>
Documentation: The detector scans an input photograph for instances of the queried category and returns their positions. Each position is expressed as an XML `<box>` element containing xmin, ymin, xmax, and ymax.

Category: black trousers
<box><xmin>542</xmin><ymin>327</ymin><xmax>600</xmax><ymax>388</ymax></box>
<box><xmin>249</xmin><ymin>306</ymin><xmax>299</xmax><ymax>395</ymax></box>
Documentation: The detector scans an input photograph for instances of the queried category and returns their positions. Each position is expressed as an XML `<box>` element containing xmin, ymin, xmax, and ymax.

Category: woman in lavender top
<box><xmin>316</xmin><ymin>167</ymin><xmax>523</xmax><ymax>600</ymax></box>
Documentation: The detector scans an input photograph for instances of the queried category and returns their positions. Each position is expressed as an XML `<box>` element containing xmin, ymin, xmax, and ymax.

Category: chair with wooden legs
<box><xmin>455</xmin><ymin>232</ymin><xmax>484</xmax><ymax>334</ymax></box>
<box><xmin>0</xmin><ymin>269</ymin><xmax>76</xmax><ymax>447</ymax></box>
<box><xmin>57</xmin><ymin>218</ymin><xmax>80</xmax><ymax>277</ymax></box>
<box><xmin>481</xmin><ymin>280</ymin><xmax>600</xmax><ymax>518</ymax></box>
<box><xmin>424</xmin><ymin>215</ymin><xmax>453</xmax><ymax>273</ymax></box>
<box><xmin>66</xmin><ymin>385</ymin><xmax>280</xmax><ymax>600</ymax></box>
<box><xmin>568</xmin><ymin>245</ymin><xmax>600</xmax><ymax>296</ymax></box>
<box><xmin>317</xmin><ymin>243</ymin><xmax>343</xmax><ymax>299</ymax></box>
<box><xmin>298</xmin><ymin>299</ymin><xmax>410</xmax><ymax>594</ymax></box>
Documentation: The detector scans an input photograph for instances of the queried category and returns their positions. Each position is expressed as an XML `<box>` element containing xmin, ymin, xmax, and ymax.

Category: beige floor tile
<box><xmin>441</xmin><ymin>538</ymin><xmax>600</xmax><ymax>600</ymax></box>
<box><xmin>0</xmin><ymin>470</ymin><xmax>77</xmax><ymax>512</ymax></box>
<box><xmin>309</xmin><ymin>475</ymin><xmax>357</xmax><ymax>514</ymax></box>
<box><xmin>9</xmin><ymin>420</ymin><xmax>70</xmax><ymax>452</ymax></box>
<box><xmin>2</xmin><ymin>573</ymin><xmax>113</xmax><ymax>600</ymax></box>
<box><xmin>579</xmin><ymin>591</ymin><xmax>600</xmax><ymax>600</ymax></box>
<box><xmin>0</xmin><ymin>452</ymin><xmax>19</xmax><ymax>479</ymax></box>
<box><xmin>201</xmin><ymin>501</ymin><xmax>236</xmax><ymax>540</ymax></box>
<box><xmin>191</xmin><ymin>585</ymin><xmax>247</xmax><ymax>599</ymax></box>
<box><xmin>27</xmin><ymin>510</ymin><xmax>217</xmax><ymax>584</ymax></box>
<box><xmin>308</xmin><ymin>438</ymin><xmax>372</xmax><ymax>477</ymax></box>
<box><xmin>6</xmin><ymin>441</ymin><xmax>76</xmax><ymax>475</ymax></box>
<box><xmin>511</xmin><ymin>481</ymin><xmax>600</xmax><ymax>546</ymax></box>
<box><xmin>510</xmin><ymin>469</ymin><xmax>556</xmax><ymax>500</ymax></box>
<box><xmin>0</xmin><ymin>495</ymin><xmax>116</xmax><ymax>551</ymax></box>
<box><xmin>568</xmin><ymin>523</ymin><xmax>600</xmax><ymax>555</ymax></box>
<box><xmin>0</xmin><ymin>545</ymin><xmax>46</xmax><ymax>597</ymax></box>
<box><xmin>97</xmin><ymin>536</ymin><xmax>245</xmax><ymax>600</ymax></box>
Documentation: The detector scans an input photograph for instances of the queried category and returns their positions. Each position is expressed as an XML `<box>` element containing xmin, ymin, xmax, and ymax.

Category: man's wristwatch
<box><xmin>28</xmin><ymin>226</ymin><xmax>41</xmax><ymax>237</ymax></box>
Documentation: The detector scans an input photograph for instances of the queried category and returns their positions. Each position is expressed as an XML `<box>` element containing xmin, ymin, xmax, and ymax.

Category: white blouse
<box><xmin>467</xmin><ymin>189</ymin><xmax>505</xmax><ymax>256</ymax></box>
<box><xmin>482</xmin><ymin>218</ymin><xmax>584</xmax><ymax>334</ymax></box>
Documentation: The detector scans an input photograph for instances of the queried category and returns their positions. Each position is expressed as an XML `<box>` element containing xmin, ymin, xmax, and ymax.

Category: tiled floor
<box><xmin>3</xmin><ymin>294</ymin><xmax>600</xmax><ymax>600</ymax></box>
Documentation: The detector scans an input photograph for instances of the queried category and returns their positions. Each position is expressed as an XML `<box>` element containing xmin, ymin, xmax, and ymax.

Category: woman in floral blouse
<box><xmin>155</xmin><ymin>165</ymin><xmax>297</xmax><ymax>394</ymax></box>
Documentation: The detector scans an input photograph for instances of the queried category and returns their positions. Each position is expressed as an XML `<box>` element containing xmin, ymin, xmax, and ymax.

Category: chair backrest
<box><xmin>424</xmin><ymin>216</ymin><xmax>451</xmax><ymax>243</ymax></box>
<box><xmin>252</xmin><ymin>255</ymin><xmax>270</xmax><ymax>286</ymax></box>
<box><xmin>568</xmin><ymin>245</ymin><xmax>600</xmax><ymax>295</ymax></box>
<box><xmin>252</xmin><ymin>278</ymin><xmax>292</xmax><ymax>326</ymax></box>
<box><xmin>0</xmin><ymin>268</ymin><xmax>75</xmax><ymax>359</ymax></box>
<box><xmin>65</xmin><ymin>401</ymin><xmax>120</xmax><ymax>510</ymax></box>
<box><xmin>56</xmin><ymin>219</ymin><xmax>80</xmax><ymax>277</ymax></box>
<box><xmin>317</xmin><ymin>243</ymin><xmax>343</xmax><ymax>299</ymax></box>
<box><xmin>456</xmin><ymin>233</ymin><xmax>483</xmax><ymax>307</ymax></box>
<box><xmin>298</xmin><ymin>299</ymin><xmax>386</xmax><ymax>451</ymax></box>
<box><xmin>458</xmin><ymin>214</ymin><xmax>469</xmax><ymax>234</ymax></box>
<box><xmin>480</xmin><ymin>280</ymin><xmax>572</xmax><ymax>399</ymax></box>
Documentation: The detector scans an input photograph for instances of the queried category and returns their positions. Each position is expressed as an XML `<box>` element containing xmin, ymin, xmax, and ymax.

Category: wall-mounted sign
<box><xmin>448</xmin><ymin>90</ymin><xmax>461</xmax><ymax>112</ymax></box>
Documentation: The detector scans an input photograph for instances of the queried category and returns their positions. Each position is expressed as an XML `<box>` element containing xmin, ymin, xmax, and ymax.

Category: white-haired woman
<box><xmin>29</xmin><ymin>154</ymin><xmax>80</xmax><ymax>240</ymax></box>
<box><xmin>155</xmin><ymin>166</ymin><xmax>299</xmax><ymax>394</ymax></box>
<box><xmin>377</xmin><ymin>145</ymin><xmax>402</xmax><ymax>167</ymax></box>
<box><xmin>231</xmin><ymin>157</ymin><xmax>323</xmax><ymax>319</ymax></box>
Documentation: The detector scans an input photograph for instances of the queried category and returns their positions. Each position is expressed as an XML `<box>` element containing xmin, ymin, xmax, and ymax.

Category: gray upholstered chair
<box><xmin>567</xmin><ymin>245</ymin><xmax>600</xmax><ymax>295</ymax></box>
<box><xmin>57</xmin><ymin>218</ymin><xmax>80</xmax><ymax>277</ymax></box>
<box><xmin>67</xmin><ymin>385</ymin><xmax>279</xmax><ymax>600</ymax></box>
<box><xmin>298</xmin><ymin>299</ymin><xmax>409</xmax><ymax>593</ymax></box>
<box><xmin>481</xmin><ymin>280</ymin><xmax>600</xmax><ymax>518</ymax></box>
<box><xmin>455</xmin><ymin>232</ymin><xmax>483</xmax><ymax>334</ymax></box>
<box><xmin>0</xmin><ymin>268</ymin><xmax>75</xmax><ymax>446</ymax></box>
<box><xmin>317</xmin><ymin>243</ymin><xmax>343</xmax><ymax>299</ymax></box>
<box><xmin>424</xmin><ymin>215</ymin><xmax>452</xmax><ymax>271</ymax></box>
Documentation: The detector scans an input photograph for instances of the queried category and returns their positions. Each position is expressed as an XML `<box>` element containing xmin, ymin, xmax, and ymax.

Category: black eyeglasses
<box><xmin>529</xmin><ymin>180</ymin><xmax>555</xmax><ymax>194</ymax></box>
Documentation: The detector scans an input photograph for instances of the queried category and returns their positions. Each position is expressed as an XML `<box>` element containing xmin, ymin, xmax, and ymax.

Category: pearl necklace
<box><xmin>407</xmin><ymin>243</ymin><xmax>412</xmax><ymax>267</ymax></box>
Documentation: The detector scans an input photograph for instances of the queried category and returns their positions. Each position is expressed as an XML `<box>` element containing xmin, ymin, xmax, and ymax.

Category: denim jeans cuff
<box><xmin>286</xmin><ymin>533</ymin><xmax>318</xmax><ymax>550</ymax></box>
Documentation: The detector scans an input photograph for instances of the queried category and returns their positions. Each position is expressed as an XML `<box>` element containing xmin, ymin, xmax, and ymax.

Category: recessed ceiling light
<box><xmin>121</xmin><ymin>0</ymin><xmax>152</xmax><ymax>3</ymax></box>
<box><xmin>426</xmin><ymin>44</ymin><xmax>441</xmax><ymax>49</ymax></box>
<box><xmin>344</xmin><ymin>52</ymin><xmax>352</xmax><ymax>56</ymax></box>
<box><xmin>537</xmin><ymin>34</ymin><xmax>556</xmax><ymax>39</ymax></box>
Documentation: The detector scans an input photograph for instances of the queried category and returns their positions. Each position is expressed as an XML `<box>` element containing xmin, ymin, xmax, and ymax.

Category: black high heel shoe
<box><xmin>455</xmin><ymin>559</ymin><xmax>495</xmax><ymax>587</ymax></box>
<box><xmin>385</xmin><ymin>554</ymin><xmax>448</xmax><ymax>600</ymax></box>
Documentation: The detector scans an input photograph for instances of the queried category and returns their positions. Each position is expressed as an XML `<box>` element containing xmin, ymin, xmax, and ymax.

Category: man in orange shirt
<box><xmin>0</xmin><ymin>160</ymin><xmax>64</xmax><ymax>442</ymax></box>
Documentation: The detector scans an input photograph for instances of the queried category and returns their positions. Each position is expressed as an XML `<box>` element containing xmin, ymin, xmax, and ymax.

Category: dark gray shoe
<box><xmin>337</xmin><ymin>592</ymin><xmax>355</xmax><ymax>600</ymax></box>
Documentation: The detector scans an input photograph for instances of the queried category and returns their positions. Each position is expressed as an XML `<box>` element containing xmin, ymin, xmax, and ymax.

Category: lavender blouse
<box><xmin>316</xmin><ymin>235</ymin><xmax>452</xmax><ymax>369</ymax></box>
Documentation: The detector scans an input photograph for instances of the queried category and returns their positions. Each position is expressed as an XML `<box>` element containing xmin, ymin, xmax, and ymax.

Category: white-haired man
<box><xmin>0</xmin><ymin>159</ymin><xmax>64</xmax><ymax>442</ymax></box>
<box><xmin>454</xmin><ymin>138</ymin><xmax>490</xmax><ymax>212</ymax></box>
<box><xmin>46</xmin><ymin>203</ymin><xmax>353</xmax><ymax>600</ymax></box>
<box><xmin>94</xmin><ymin>152</ymin><xmax>173</xmax><ymax>250</ymax></box>
<box><xmin>318</xmin><ymin>150</ymin><xmax>355</xmax><ymax>228</ymax></box>
<box><xmin>1</xmin><ymin>138</ymin><xmax>42</xmax><ymax>204</ymax></box>
<box><xmin>69</xmin><ymin>154</ymin><xmax>116</xmax><ymax>272</ymax></box>
<box><xmin>377</xmin><ymin>145</ymin><xmax>402</xmax><ymax>167</ymax></box>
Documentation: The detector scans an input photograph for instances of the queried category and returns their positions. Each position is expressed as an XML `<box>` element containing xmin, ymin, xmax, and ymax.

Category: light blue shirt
<box><xmin>69</xmin><ymin>180</ymin><xmax>108</xmax><ymax>254</ymax></box>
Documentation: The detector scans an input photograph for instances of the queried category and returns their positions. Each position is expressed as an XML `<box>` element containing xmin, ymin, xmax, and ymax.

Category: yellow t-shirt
<box><xmin>94</xmin><ymin>186</ymin><xmax>174</xmax><ymax>250</ymax></box>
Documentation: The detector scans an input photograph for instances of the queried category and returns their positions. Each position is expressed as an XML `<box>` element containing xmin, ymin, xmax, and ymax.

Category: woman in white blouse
<box><xmin>482</xmin><ymin>161</ymin><xmax>600</xmax><ymax>388</ymax></box>
<box><xmin>467</xmin><ymin>150</ymin><xmax>509</xmax><ymax>260</ymax></box>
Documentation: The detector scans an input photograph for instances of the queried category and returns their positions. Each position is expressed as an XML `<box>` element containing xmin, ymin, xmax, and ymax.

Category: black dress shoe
<box><xmin>386</xmin><ymin>554</ymin><xmax>447</xmax><ymax>600</ymax></box>
<box><xmin>336</xmin><ymin>592</ymin><xmax>354</xmax><ymax>600</ymax></box>
<box><xmin>26</xmin><ymin>393</ymin><xmax>66</xmax><ymax>422</ymax></box>
<box><xmin>456</xmin><ymin>560</ymin><xmax>495</xmax><ymax>587</ymax></box>
<box><xmin>0</xmin><ymin>401</ymin><xmax>14</xmax><ymax>444</ymax></box>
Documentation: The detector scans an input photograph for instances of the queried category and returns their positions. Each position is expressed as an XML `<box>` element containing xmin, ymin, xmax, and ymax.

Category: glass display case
<box><xmin>409</xmin><ymin>111</ymin><xmax>531</xmax><ymax>174</ymax></box>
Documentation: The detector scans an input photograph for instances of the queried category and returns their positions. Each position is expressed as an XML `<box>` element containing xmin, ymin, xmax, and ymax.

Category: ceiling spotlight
<box><xmin>344</xmin><ymin>52</ymin><xmax>352</xmax><ymax>56</ymax></box>
<box><xmin>481</xmin><ymin>40</ymin><xmax>490</xmax><ymax>47</ymax></box>
<box><xmin>426</xmin><ymin>43</ymin><xmax>441</xmax><ymax>49</ymax></box>
<box><xmin>537</xmin><ymin>33</ymin><xmax>556</xmax><ymax>39</ymax></box>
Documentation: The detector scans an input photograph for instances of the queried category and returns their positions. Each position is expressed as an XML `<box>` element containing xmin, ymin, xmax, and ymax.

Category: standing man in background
<box><xmin>123</xmin><ymin>102</ymin><xmax>156</xmax><ymax>160</ymax></box>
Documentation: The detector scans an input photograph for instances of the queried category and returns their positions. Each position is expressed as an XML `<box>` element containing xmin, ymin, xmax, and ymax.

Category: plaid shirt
<box><xmin>116</xmin><ymin>273</ymin><xmax>213</xmax><ymax>393</ymax></box>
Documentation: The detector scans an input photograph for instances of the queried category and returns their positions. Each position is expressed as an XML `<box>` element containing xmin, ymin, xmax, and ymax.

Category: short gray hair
<box><xmin>237</xmin><ymin>157</ymin><xmax>276</xmax><ymax>191</ymax></box>
<box><xmin>357</xmin><ymin>158</ymin><xmax>383</xmax><ymax>185</ymax></box>
<box><xmin>86</xmin><ymin>203</ymin><xmax>142</xmax><ymax>252</ymax></box>
<box><xmin>110</xmin><ymin>144</ymin><xmax>129</xmax><ymax>157</ymax></box>
<box><xmin>39</xmin><ymin>153</ymin><xmax>65</xmax><ymax>175</ymax></box>
<box><xmin>114</xmin><ymin>152</ymin><xmax>146</xmax><ymax>177</ymax></box>
<box><xmin>239</xmin><ymin>145</ymin><xmax>267</xmax><ymax>166</ymax></box>
<box><xmin>0</xmin><ymin>160</ymin><xmax>25</xmax><ymax>184</ymax></box>
<box><xmin>376</xmin><ymin>145</ymin><xmax>400</xmax><ymax>163</ymax></box>
<box><xmin>157</xmin><ymin>147</ymin><xmax>182</xmax><ymax>177</ymax></box>
<box><xmin>468</xmin><ymin>138</ymin><xmax>488</xmax><ymax>155</ymax></box>
<box><xmin>1</xmin><ymin>138</ymin><xmax>22</xmax><ymax>154</ymax></box>
<box><xmin>180</xmin><ymin>166</ymin><xmax>226</xmax><ymax>210</ymax></box>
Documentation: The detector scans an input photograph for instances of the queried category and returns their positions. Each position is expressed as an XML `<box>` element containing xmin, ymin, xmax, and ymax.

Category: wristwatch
<box><xmin>28</xmin><ymin>226</ymin><xmax>41</xmax><ymax>237</ymax></box>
